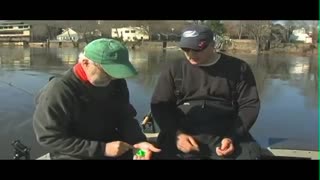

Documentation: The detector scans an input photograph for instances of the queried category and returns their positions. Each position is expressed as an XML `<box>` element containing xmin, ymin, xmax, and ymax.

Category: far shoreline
<box><xmin>0</xmin><ymin>41</ymin><xmax>318</xmax><ymax>57</ymax></box>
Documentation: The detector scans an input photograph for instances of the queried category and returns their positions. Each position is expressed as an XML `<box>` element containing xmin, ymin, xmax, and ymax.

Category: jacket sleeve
<box><xmin>150</xmin><ymin>65</ymin><xmax>180</xmax><ymax>134</ymax></box>
<box><xmin>33</xmin><ymin>79</ymin><xmax>106</xmax><ymax>158</ymax></box>
<box><xmin>227</xmin><ymin>62</ymin><xmax>260</xmax><ymax>141</ymax></box>
<box><xmin>116</xmin><ymin>80</ymin><xmax>147</xmax><ymax>144</ymax></box>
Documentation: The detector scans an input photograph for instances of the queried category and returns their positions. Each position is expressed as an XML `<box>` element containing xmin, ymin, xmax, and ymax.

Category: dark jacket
<box><xmin>33</xmin><ymin>68</ymin><xmax>146</xmax><ymax>159</ymax></box>
<box><xmin>151</xmin><ymin>53</ymin><xmax>260</xmax><ymax>150</ymax></box>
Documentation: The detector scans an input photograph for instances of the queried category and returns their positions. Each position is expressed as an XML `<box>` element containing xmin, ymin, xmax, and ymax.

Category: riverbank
<box><xmin>222</xmin><ymin>48</ymin><xmax>318</xmax><ymax>56</ymax></box>
<box><xmin>1</xmin><ymin>40</ymin><xmax>317</xmax><ymax>56</ymax></box>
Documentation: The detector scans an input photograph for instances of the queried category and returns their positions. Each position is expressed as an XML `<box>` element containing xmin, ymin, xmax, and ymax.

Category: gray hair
<box><xmin>78</xmin><ymin>52</ymin><xmax>103</xmax><ymax>69</ymax></box>
<box><xmin>78</xmin><ymin>52</ymin><xmax>94</xmax><ymax>64</ymax></box>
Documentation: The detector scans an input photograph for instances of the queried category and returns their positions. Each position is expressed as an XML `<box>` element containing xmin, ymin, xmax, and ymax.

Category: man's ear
<box><xmin>81</xmin><ymin>59</ymin><xmax>89</xmax><ymax>67</ymax></box>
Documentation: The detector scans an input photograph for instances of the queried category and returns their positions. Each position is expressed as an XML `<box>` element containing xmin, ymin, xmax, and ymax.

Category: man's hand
<box><xmin>176</xmin><ymin>131</ymin><xmax>199</xmax><ymax>153</ymax></box>
<box><xmin>104</xmin><ymin>141</ymin><xmax>133</xmax><ymax>157</ymax></box>
<box><xmin>216</xmin><ymin>138</ymin><xmax>234</xmax><ymax>157</ymax></box>
<box><xmin>133</xmin><ymin>142</ymin><xmax>161</xmax><ymax>160</ymax></box>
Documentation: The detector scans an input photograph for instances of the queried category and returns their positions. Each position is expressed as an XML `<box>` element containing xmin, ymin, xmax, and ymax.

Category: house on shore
<box><xmin>0</xmin><ymin>21</ymin><xmax>31</xmax><ymax>45</ymax></box>
<box><xmin>111</xmin><ymin>26</ymin><xmax>149</xmax><ymax>42</ymax></box>
<box><xmin>56</xmin><ymin>28</ymin><xmax>80</xmax><ymax>41</ymax></box>
<box><xmin>290</xmin><ymin>28</ymin><xmax>312</xmax><ymax>43</ymax></box>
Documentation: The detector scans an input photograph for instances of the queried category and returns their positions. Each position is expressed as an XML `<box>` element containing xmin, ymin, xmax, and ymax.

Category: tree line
<box><xmin>23</xmin><ymin>20</ymin><xmax>318</xmax><ymax>53</ymax></box>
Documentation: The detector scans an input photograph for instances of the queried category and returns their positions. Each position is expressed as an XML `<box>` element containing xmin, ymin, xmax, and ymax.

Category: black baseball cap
<box><xmin>179</xmin><ymin>24</ymin><xmax>214</xmax><ymax>50</ymax></box>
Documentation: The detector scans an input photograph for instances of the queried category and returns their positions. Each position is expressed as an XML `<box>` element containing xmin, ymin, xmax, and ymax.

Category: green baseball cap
<box><xmin>84</xmin><ymin>38</ymin><xmax>138</xmax><ymax>78</ymax></box>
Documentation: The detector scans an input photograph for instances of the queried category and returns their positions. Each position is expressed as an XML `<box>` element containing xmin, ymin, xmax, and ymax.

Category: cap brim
<box><xmin>179</xmin><ymin>38</ymin><xmax>202</xmax><ymax>50</ymax></box>
<box><xmin>101</xmin><ymin>62</ymin><xmax>138</xmax><ymax>79</ymax></box>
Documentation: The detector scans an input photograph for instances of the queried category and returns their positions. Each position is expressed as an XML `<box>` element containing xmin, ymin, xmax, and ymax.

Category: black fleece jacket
<box><xmin>33</xmin><ymin>68</ymin><xmax>146</xmax><ymax>159</ymax></box>
<box><xmin>151</xmin><ymin>53</ymin><xmax>260</xmax><ymax>142</ymax></box>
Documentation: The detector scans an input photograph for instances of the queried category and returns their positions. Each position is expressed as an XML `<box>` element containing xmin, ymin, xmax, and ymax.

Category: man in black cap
<box><xmin>151</xmin><ymin>24</ymin><xmax>261</xmax><ymax>159</ymax></box>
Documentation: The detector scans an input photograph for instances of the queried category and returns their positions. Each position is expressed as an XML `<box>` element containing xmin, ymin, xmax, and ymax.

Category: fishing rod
<box><xmin>0</xmin><ymin>71</ymin><xmax>60</xmax><ymax>97</ymax></box>
<box><xmin>0</xmin><ymin>80</ymin><xmax>34</xmax><ymax>159</ymax></box>
<box><xmin>0</xmin><ymin>80</ymin><xmax>34</xmax><ymax>96</ymax></box>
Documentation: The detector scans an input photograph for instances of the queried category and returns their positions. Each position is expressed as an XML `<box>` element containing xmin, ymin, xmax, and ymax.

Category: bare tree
<box><xmin>99</xmin><ymin>20</ymin><xmax>188</xmax><ymax>42</ymax></box>
<box><xmin>310</xmin><ymin>21</ymin><xmax>318</xmax><ymax>44</ymax></box>
<box><xmin>244</xmin><ymin>21</ymin><xmax>272</xmax><ymax>54</ymax></box>
<box><xmin>223</xmin><ymin>21</ymin><xmax>249</xmax><ymax>39</ymax></box>
<box><xmin>24</xmin><ymin>20</ymin><xmax>192</xmax><ymax>43</ymax></box>
<box><xmin>283</xmin><ymin>21</ymin><xmax>297</xmax><ymax>42</ymax></box>
<box><xmin>46</xmin><ymin>25</ymin><xmax>61</xmax><ymax>40</ymax></box>
<box><xmin>209</xmin><ymin>20</ymin><xmax>225</xmax><ymax>36</ymax></box>
<box><xmin>270</xmin><ymin>24</ymin><xmax>289</xmax><ymax>43</ymax></box>
<box><xmin>237</xmin><ymin>21</ymin><xmax>245</xmax><ymax>39</ymax></box>
<box><xmin>312</xmin><ymin>26</ymin><xmax>318</xmax><ymax>44</ymax></box>
<box><xmin>128</xmin><ymin>20</ymin><xmax>187</xmax><ymax>35</ymax></box>
<box><xmin>31</xmin><ymin>24</ymin><xmax>48</xmax><ymax>41</ymax></box>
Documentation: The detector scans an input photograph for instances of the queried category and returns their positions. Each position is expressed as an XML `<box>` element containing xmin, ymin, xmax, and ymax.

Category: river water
<box><xmin>0</xmin><ymin>47</ymin><xmax>317</xmax><ymax>159</ymax></box>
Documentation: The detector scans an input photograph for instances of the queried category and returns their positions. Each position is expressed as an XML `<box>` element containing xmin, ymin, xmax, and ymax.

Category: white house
<box><xmin>289</xmin><ymin>28</ymin><xmax>312</xmax><ymax>43</ymax></box>
<box><xmin>111</xmin><ymin>26</ymin><xmax>149</xmax><ymax>42</ymax></box>
<box><xmin>0</xmin><ymin>21</ymin><xmax>31</xmax><ymax>42</ymax></box>
<box><xmin>56</xmin><ymin>28</ymin><xmax>80</xmax><ymax>41</ymax></box>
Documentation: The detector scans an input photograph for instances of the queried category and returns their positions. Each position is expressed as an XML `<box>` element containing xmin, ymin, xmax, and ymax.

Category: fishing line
<box><xmin>0</xmin><ymin>80</ymin><xmax>34</xmax><ymax>96</ymax></box>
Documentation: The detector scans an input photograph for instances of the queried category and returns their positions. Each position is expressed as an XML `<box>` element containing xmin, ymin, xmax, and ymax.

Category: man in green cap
<box><xmin>33</xmin><ymin>38</ymin><xmax>160</xmax><ymax>160</ymax></box>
